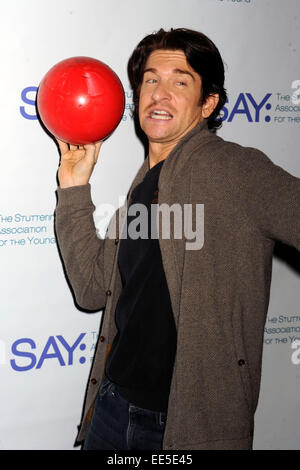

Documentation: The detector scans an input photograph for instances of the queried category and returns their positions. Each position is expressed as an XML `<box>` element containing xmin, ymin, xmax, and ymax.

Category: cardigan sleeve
<box><xmin>55</xmin><ymin>184</ymin><xmax>107</xmax><ymax>311</ymax></box>
<box><xmin>237</xmin><ymin>147</ymin><xmax>300</xmax><ymax>250</ymax></box>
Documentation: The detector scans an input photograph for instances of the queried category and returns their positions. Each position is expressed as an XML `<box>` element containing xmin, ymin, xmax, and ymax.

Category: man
<box><xmin>55</xmin><ymin>28</ymin><xmax>300</xmax><ymax>450</ymax></box>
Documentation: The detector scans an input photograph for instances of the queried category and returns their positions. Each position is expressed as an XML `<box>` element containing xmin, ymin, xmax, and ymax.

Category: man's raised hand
<box><xmin>57</xmin><ymin>140</ymin><xmax>102</xmax><ymax>189</ymax></box>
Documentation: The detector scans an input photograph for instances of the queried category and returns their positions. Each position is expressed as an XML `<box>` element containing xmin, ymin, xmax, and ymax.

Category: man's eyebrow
<box><xmin>143</xmin><ymin>67</ymin><xmax>195</xmax><ymax>80</ymax></box>
<box><xmin>173</xmin><ymin>68</ymin><xmax>195</xmax><ymax>80</ymax></box>
<box><xmin>143</xmin><ymin>67</ymin><xmax>157</xmax><ymax>74</ymax></box>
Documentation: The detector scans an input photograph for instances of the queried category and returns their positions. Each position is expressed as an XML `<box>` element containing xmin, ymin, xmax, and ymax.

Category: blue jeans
<box><xmin>83</xmin><ymin>376</ymin><xmax>167</xmax><ymax>450</ymax></box>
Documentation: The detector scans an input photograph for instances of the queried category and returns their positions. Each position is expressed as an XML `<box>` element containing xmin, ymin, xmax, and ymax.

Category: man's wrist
<box><xmin>56</xmin><ymin>184</ymin><xmax>93</xmax><ymax>207</ymax></box>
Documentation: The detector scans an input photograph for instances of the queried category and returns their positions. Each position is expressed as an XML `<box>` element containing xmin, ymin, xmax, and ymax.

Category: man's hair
<box><xmin>127</xmin><ymin>28</ymin><xmax>227</xmax><ymax>132</ymax></box>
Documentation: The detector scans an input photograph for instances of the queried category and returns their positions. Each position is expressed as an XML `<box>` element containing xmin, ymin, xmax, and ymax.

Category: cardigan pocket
<box><xmin>236</xmin><ymin>358</ymin><xmax>254</xmax><ymax>419</ymax></box>
<box><xmin>232</xmin><ymin>337</ymin><xmax>255</xmax><ymax>428</ymax></box>
<box><xmin>230</xmin><ymin>307</ymin><xmax>255</xmax><ymax>424</ymax></box>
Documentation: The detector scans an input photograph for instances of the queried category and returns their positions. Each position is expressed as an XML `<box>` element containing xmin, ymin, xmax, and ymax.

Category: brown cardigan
<box><xmin>55</xmin><ymin>121</ymin><xmax>300</xmax><ymax>449</ymax></box>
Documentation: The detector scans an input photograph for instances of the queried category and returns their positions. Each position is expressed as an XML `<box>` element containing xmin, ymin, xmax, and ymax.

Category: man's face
<box><xmin>138</xmin><ymin>49</ymin><xmax>205</xmax><ymax>146</ymax></box>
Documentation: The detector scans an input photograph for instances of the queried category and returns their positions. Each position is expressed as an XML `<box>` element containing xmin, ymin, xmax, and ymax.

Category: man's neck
<box><xmin>148</xmin><ymin>140</ymin><xmax>178</xmax><ymax>169</ymax></box>
<box><xmin>147</xmin><ymin>121</ymin><xmax>206</xmax><ymax>169</ymax></box>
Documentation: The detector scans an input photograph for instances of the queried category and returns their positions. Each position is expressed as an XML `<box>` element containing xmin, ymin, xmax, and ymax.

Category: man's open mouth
<box><xmin>149</xmin><ymin>109</ymin><xmax>173</xmax><ymax>120</ymax></box>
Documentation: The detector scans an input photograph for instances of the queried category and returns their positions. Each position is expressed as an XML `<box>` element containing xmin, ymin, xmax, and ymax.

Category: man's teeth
<box><xmin>150</xmin><ymin>110</ymin><xmax>172</xmax><ymax>120</ymax></box>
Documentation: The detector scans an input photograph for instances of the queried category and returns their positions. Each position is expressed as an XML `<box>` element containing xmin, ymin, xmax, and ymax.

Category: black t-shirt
<box><xmin>105</xmin><ymin>160</ymin><xmax>177</xmax><ymax>412</ymax></box>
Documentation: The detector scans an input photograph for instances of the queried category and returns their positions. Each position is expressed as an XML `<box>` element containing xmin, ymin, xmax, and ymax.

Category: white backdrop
<box><xmin>0</xmin><ymin>0</ymin><xmax>299</xmax><ymax>450</ymax></box>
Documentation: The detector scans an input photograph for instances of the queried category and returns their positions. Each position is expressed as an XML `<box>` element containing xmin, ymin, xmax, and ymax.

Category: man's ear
<box><xmin>202</xmin><ymin>94</ymin><xmax>219</xmax><ymax>118</ymax></box>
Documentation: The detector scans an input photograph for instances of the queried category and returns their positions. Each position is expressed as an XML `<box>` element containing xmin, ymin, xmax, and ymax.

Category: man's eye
<box><xmin>146</xmin><ymin>78</ymin><xmax>157</xmax><ymax>84</ymax></box>
<box><xmin>176</xmin><ymin>81</ymin><xmax>186</xmax><ymax>86</ymax></box>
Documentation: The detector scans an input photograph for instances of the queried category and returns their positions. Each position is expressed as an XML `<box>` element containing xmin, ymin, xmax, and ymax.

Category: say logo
<box><xmin>0</xmin><ymin>333</ymin><xmax>88</xmax><ymax>371</ymax></box>
<box><xmin>221</xmin><ymin>93</ymin><xmax>272</xmax><ymax>123</ymax></box>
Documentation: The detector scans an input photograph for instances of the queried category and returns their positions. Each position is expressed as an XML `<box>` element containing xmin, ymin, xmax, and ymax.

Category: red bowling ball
<box><xmin>37</xmin><ymin>56</ymin><xmax>125</xmax><ymax>145</ymax></box>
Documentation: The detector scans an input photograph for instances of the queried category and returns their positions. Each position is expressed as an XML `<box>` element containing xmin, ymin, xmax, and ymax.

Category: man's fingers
<box><xmin>84</xmin><ymin>141</ymin><xmax>103</xmax><ymax>165</ymax></box>
<box><xmin>56</xmin><ymin>139</ymin><xmax>69</xmax><ymax>155</ymax></box>
<box><xmin>56</xmin><ymin>138</ymin><xmax>103</xmax><ymax>167</ymax></box>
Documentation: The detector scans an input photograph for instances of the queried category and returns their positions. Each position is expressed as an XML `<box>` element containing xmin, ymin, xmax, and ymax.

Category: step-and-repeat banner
<box><xmin>0</xmin><ymin>0</ymin><xmax>299</xmax><ymax>450</ymax></box>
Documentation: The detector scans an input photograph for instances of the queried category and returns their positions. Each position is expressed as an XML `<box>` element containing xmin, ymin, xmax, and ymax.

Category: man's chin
<box><xmin>143</xmin><ymin>127</ymin><xmax>176</xmax><ymax>143</ymax></box>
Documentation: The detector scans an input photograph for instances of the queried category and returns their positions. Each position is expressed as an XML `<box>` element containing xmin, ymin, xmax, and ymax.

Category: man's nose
<box><xmin>152</xmin><ymin>81</ymin><xmax>171</xmax><ymax>102</ymax></box>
